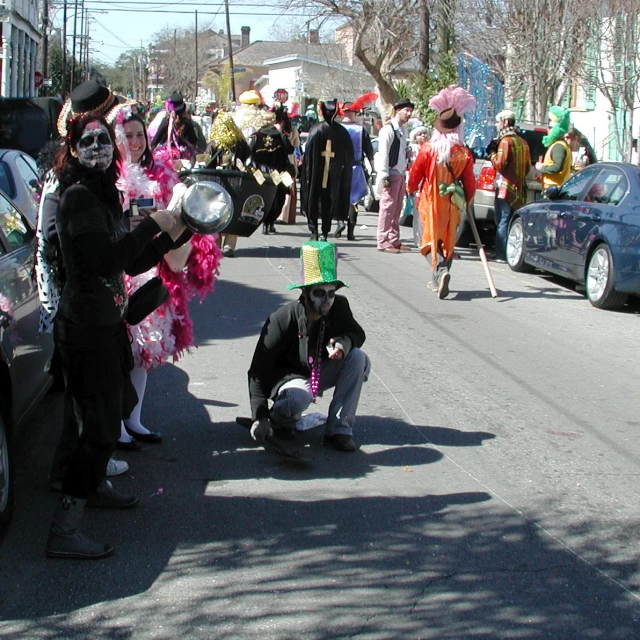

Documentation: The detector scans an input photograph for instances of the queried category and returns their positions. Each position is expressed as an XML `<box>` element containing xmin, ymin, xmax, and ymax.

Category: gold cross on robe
<box><xmin>321</xmin><ymin>139</ymin><xmax>335</xmax><ymax>188</ymax></box>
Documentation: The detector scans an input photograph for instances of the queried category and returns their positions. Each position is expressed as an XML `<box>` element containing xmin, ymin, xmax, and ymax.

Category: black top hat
<box><xmin>57</xmin><ymin>80</ymin><xmax>135</xmax><ymax>137</ymax></box>
<box><xmin>434</xmin><ymin>107</ymin><xmax>462</xmax><ymax>133</ymax></box>
<box><xmin>169</xmin><ymin>92</ymin><xmax>186</xmax><ymax>112</ymax></box>
<box><xmin>393</xmin><ymin>98</ymin><xmax>414</xmax><ymax>111</ymax></box>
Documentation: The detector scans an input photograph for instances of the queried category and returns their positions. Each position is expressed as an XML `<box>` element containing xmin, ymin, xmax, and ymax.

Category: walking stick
<box><xmin>465</xmin><ymin>206</ymin><xmax>498</xmax><ymax>298</ymax></box>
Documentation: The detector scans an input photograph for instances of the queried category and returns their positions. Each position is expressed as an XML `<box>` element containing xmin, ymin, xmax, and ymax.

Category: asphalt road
<box><xmin>1</xmin><ymin>211</ymin><xmax>639</xmax><ymax>639</ymax></box>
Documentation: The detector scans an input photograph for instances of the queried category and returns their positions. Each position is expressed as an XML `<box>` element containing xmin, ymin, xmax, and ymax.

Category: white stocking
<box><xmin>124</xmin><ymin>366</ymin><xmax>150</xmax><ymax>435</ymax></box>
<box><xmin>119</xmin><ymin>420</ymin><xmax>134</xmax><ymax>443</ymax></box>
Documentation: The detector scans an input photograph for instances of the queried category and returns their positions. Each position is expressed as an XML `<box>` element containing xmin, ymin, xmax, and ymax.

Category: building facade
<box><xmin>0</xmin><ymin>0</ymin><xmax>41</xmax><ymax>97</ymax></box>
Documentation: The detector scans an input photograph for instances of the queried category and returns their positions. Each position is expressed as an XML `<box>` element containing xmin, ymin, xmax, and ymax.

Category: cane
<box><xmin>465</xmin><ymin>205</ymin><xmax>498</xmax><ymax>298</ymax></box>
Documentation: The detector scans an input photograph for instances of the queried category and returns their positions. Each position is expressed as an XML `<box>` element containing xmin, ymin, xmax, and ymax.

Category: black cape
<box><xmin>301</xmin><ymin>121</ymin><xmax>354</xmax><ymax>221</ymax></box>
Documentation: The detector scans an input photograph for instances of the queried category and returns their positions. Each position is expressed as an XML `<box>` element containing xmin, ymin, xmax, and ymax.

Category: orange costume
<box><xmin>408</xmin><ymin>141</ymin><xmax>476</xmax><ymax>269</ymax></box>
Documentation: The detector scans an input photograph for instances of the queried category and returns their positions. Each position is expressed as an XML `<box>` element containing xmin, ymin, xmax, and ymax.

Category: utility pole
<box><xmin>419</xmin><ymin>0</ymin><xmax>429</xmax><ymax>74</ymax></box>
<box><xmin>71</xmin><ymin>0</ymin><xmax>78</xmax><ymax>91</ymax></box>
<box><xmin>41</xmin><ymin>0</ymin><xmax>49</xmax><ymax>95</ymax></box>
<box><xmin>224</xmin><ymin>0</ymin><xmax>236</xmax><ymax>102</ymax></box>
<box><xmin>62</xmin><ymin>0</ymin><xmax>67</xmax><ymax>97</ymax></box>
<box><xmin>78</xmin><ymin>2</ymin><xmax>85</xmax><ymax>75</ymax></box>
<box><xmin>195</xmin><ymin>10</ymin><xmax>198</xmax><ymax>102</ymax></box>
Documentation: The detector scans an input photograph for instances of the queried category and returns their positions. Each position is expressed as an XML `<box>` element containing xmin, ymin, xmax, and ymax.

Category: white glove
<box><xmin>250</xmin><ymin>418</ymin><xmax>273</xmax><ymax>443</ymax></box>
<box><xmin>167</xmin><ymin>182</ymin><xmax>188</xmax><ymax>213</ymax></box>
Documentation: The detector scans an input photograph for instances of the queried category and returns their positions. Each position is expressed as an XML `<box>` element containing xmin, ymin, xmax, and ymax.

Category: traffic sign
<box><xmin>273</xmin><ymin>88</ymin><xmax>288</xmax><ymax>103</ymax></box>
<box><xmin>34</xmin><ymin>71</ymin><xmax>44</xmax><ymax>88</ymax></box>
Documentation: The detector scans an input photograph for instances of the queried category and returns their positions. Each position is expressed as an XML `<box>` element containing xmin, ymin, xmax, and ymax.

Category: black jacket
<box><xmin>248</xmin><ymin>294</ymin><xmax>365</xmax><ymax>421</ymax></box>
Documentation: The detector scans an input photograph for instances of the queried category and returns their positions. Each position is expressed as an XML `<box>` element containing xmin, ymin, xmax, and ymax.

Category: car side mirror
<box><xmin>544</xmin><ymin>185</ymin><xmax>560</xmax><ymax>200</ymax></box>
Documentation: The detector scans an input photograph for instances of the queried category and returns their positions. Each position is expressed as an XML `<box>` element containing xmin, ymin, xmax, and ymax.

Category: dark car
<box><xmin>0</xmin><ymin>190</ymin><xmax>54</xmax><ymax>531</ymax></box>
<box><xmin>506</xmin><ymin>162</ymin><xmax>640</xmax><ymax>310</ymax></box>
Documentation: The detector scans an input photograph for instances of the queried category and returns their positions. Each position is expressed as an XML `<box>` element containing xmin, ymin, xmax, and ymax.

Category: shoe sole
<box><xmin>47</xmin><ymin>546</ymin><xmax>114</xmax><ymax>559</ymax></box>
<box><xmin>438</xmin><ymin>273</ymin><xmax>451</xmax><ymax>299</ymax></box>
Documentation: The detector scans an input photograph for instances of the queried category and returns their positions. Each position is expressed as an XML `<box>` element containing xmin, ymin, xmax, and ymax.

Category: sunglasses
<box><xmin>78</xmin><ymin>131</ymin><xmax>112</xmax><ymax>149</ymax></box>
<box><xmin>311</xmin><ymin>288</ymin><xmax>336</xmax><ymax>299</ymax></box>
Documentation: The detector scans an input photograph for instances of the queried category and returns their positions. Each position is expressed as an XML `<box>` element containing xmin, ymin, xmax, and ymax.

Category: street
<box><xmin>1</xmin><ymin>211</ymin><xmax>639</xmax><ymax>639</ymax></box>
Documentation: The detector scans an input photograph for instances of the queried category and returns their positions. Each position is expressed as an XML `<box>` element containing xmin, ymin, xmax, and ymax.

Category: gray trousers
<box><xmin>428</xmin><ymin>241</ymin><xmax>453</xmax><ymax>286</ymax></box>
<box><xmin>271</xmin><ymin>348</ymin><xmax>371</xmax><ymax>437</ymax></box>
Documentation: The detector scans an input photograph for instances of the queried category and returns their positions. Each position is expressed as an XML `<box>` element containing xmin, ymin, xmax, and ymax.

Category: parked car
<box><xmin>0</xmin><ymin>190</ymin><xmax>54</xmax><ymax>531</ymax></box>
<box><xmin>506</xmin><ymin>162</ymin><xmax>640</xmax><ymax>310</ymax></box>
<box><xmin>0</xmin><ymin>149</ymin><xmax>41</xmax><ymax>225</ymax></box>
<box><xmin>459</xmin><ymin>124</ymin><xmax>548</xmax><ymax>246</ymax></box>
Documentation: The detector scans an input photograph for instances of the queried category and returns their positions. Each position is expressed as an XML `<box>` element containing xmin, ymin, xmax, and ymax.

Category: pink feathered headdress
<box><xmin>429</xmin><ymin>85</ymin><xmax>476</xmax><ymax>117</ymax></box>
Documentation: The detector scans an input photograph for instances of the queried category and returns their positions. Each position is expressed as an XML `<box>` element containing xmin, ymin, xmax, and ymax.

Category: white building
<box><xmin>0</xmin><ymin>0</ymin><xmax>41</xmax><ymax>97</ymax></box>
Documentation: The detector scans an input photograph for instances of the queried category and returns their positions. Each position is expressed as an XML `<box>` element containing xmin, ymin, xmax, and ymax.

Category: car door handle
<box><xmin>591</xmin><ymin>214</ymin><xmax>602</xmax><ymax>222</ymax></box>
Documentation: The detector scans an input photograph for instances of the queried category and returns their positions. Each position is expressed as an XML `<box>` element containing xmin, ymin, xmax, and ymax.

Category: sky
<box><xmin>50</xmin><ymin>1</ymin><xmax>323</xmax><ymax>68</ymax></box>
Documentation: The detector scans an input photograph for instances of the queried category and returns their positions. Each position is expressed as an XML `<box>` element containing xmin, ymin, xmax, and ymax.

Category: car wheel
<box><xmin>586</xmin><ymin>243</ymin><xmax>628</xmax><ymax>310</ymax></box>
<box><xmin>506</xmin><ymin>216</ymin><xmax>534</xmax><ymax>272</ymax></box>
<box><xmin>0</xmin><ymin>409</ymin><xmax>13</xmax><ymax>532</ymax></box>
<box><xmin>455</xmin><ymin>209</ymin><xmax>472</xmax><ymax>247</ymax></box>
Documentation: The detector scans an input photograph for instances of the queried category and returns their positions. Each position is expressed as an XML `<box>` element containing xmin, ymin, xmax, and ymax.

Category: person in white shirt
<box><xmin>375</xmin><ymin>98</ymin><xmax>414</xmax><ymax>253</ymax></box>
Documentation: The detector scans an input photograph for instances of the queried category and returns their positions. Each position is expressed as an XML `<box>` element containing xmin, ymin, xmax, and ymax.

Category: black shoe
<box><xmin>124</xmin><ymin>425</ymin><xmax>162</xmax><ymax>444</ymax></box>
<box><xmin>320</xmin><ymin>234</ymin><xmax>328</xmax><ymax>242</ymax></box>
<box><xmin>334</xmin><ymin>221</ymin><xmax>346</xmax><ymax>238</ymax></box>
<box><xmin>309</xmin><ymin>233</ymin><xmax>319</xmax><ymax>241</ymax></box>
<box><xmin>438</xmin><ymin>272</ymin><xmax>451</xmax><ymax>299</ymax></box>
<box><xmin>116</xmin><ymin>438</ymin><xmax>142</xmax><ymax>452</ymax></box>
<box><xmin>262</xmin><ymin>224</ymin><xmax>269</xmax><ymax>235</ymax></box>
<box><xmin>268</xmin><ymin>223</ymin><xmax>277</xmax><ymax>234</ymax></box>
<box><xmin>325</xmin><ymin>434</ymin><xmax>357</xmax><ymax>452</ymax></box>
<box><xmin>87</xmin><ymin>480</ymin><xmax>139</xmax><ymax>509</ymax></box>
<box><xmin>347</xmin><ymin>232</ymin><xmax>356</xmax><ymax>241</ymax></box>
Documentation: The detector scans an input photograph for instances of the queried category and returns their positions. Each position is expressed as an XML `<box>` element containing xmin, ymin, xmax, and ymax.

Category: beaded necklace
<box><xmin>308</xmin><ymin>319</ymin><xmax>325</xmax><ymax>400</ymax></box>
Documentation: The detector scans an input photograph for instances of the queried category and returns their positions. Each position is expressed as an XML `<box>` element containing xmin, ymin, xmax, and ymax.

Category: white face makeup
<box><xmin>75</xmin><ymin>121</ymin><xmax>113</xmax><ymax>170</ymax></box>
<box><xmin>307</xmin><ymin>284</ymin><xmax>336</xmax><ymax>317</ymax></box>
<box><xmin>121</xmin><ymin>119</ymin><xmax>146</xmax><ymax>164</ymax></box>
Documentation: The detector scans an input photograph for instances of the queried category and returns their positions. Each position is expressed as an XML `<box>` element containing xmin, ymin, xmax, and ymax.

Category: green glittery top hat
<box><xmin>287</xmin><ymin>241</ymin><xmax>349</xmax><ymax>290</ymax></box>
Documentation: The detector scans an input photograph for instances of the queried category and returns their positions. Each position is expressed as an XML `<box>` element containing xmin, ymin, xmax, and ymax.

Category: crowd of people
<box><xmin>34</xmin><ymin>77</ymin><xmax>596</xmax><ymax>560</ymax></box>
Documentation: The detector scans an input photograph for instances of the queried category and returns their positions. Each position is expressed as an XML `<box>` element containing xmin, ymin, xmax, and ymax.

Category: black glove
<box><xmin>250</xmin><ymin>418</ymin><xmax>273</xmax><ymax>443</ymax></box>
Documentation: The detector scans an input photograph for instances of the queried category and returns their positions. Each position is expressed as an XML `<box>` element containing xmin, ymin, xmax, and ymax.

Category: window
<box><xmin>0</xmin><ymin>193</ymin><xmax>32</xmax><ymax>250</ymax></box>
<box><xmin>557</xmin><ymin>167</ymin><xmax>599</xmax><ymax>201</ymax></box>
<box><xmin>584</xmin><ymin>168</ymin><xmax>628</xmax><ymax>206</ymax></box>
<box><xmin>14</xmin><ymin>154</ymin><xmax>41</xmax><ymax>204</ymax></box>
<box><xmin>0</xmin><ymin>161</ymin><xmax>15</xmax><ymax>200</ymax></box>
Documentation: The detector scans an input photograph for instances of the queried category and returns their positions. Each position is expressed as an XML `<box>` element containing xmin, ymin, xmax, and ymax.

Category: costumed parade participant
<box><xmin>247</xmin><ymin>241</ymin><xmax>370</xmax><ymax>452</ymax></box>
<box><xmin>407</xmin><ymin>86</ymin><xmax>476</xmax><ymax>299</ymax></box>
<box><xmin>535</xmin><ymin>106</ymin><xmax>572</xmax><ymax>189</ymax></box>
<box><xmin>375</xmin><ymin>98</ymin><xmax>414</xmax><ymax>252</ymax></box>
<box><xmin>301</xmin><ymin>99</ymin><xmax>354</xmax><ymax>241</ymax></box>
<box><xmin>251</xmin><ymin>104</ymin><xmax>295</xmax><ymax>235</ymax></box>
<box><xmin>337</xmin><ymin>94</ymin><xmax>376</xmax><ymax>241</ymax></box>
<box><xmin>47</xmin><ymin>114</ymin><xmax>185</xmax><ymax>559</ymax></box>
<box><xmin>115</xmin><ymin>109</ymin><xmax>223</xmax><ymax>450</ymax></box>
<box><xmin>206</xmin><ymin>110</ymin><xmax>252</xmax><ymax>257</ymax></box>
<box><xmin>148</xmin><ymin>92</ymin><xmax>205</xmax><ymax>165</ymax></box>
<box><xmin>39</xmin><ymin>81</ymin><xmax>136</xmax><ymax>486</ymax></box>
<box><xmin>488</xmin><ymin>109</ymin><xmax>531</xmax><ymax>261</ymax></box>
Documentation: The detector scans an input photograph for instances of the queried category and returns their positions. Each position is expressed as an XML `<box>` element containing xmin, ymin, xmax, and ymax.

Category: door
<box><xmin>541</xmin><ymin>167</ymin><xmax>600</xmax><ymax>275</ymax></box>
<box><xmin>558</xmin><ymin>167</ymin><xmax>629</xmax><ymax>281</ymax></box>
<box><xmin>0</xmin><ymin>194</ymin><xmax>53</xmax><ymax>425</ymax></box>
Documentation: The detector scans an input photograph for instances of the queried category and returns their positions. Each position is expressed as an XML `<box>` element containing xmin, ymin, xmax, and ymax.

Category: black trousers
<box><xmin>52</xmin><ymin>319</ymin><xmax>136</xmax><ymax>499</ymax></box>
<box><xmin>263</xmin><ymin>183</ymin><xmax>290</xmax><ymax>227</ymax></box>
<box><xmin>306</xmin><ymin>189</ymin><xmax>333</xmax><ymax>238</ymax></box>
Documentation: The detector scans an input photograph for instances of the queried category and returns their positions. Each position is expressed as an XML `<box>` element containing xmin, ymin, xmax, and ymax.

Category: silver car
<box><xmin>0</xmin><ymin>190</ymin><xmax>54</xmax><ymax>531</ymax></box>
<box><xmin>0</xmin><ymin>149</ymin><xmax>41</xmax><ymax>225</ymax></box>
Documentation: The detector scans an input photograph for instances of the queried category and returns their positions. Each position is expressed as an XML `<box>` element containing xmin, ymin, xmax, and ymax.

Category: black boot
<box><xmin>47</xmin><ymin>495</ymin><xmax>114</xmax><ymax>559</ymax></box>
<box><xmin>262</xmin><ymin>224</ymin><xmax>269</xmax><ymax>235</ymax></box>
<box><xmin>334</xmin><ymin>220</ymin><xmax>346</xmax><ymax>238</ymax></box>
<box><xmin>347</xmin><ymin>221</ymin><xmax>356</xmax><ymax>241</ymax></box>
<box><xmin>268</xmin><ymin>223</ymin><xmax>277</xmax><ymax>234</ymax></box>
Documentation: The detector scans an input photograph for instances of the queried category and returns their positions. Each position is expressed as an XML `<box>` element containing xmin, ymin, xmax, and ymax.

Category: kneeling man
<box><xmin>248</xmin><ymin>241</ymin><xmax>370</xmax><ymax>451</ymax></box>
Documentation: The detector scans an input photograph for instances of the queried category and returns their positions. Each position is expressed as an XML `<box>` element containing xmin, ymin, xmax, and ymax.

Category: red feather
<box><xmin>346</xmin><ymin>91</ymin><xmax>378</xmax><ymax>114</ymax></box>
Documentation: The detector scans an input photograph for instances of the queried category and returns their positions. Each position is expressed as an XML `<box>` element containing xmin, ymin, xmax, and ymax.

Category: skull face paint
<box><xmin>306</xmin><ymin>284</ymin><xmax>336</xmax><ymax>317</ymax></box>
<box><xmin>75</xmin><ymin>121</ymin><xmax>114</xmax><ymax>170</ymax></box>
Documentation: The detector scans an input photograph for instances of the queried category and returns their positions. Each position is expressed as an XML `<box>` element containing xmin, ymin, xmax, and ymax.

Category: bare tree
<box><xmin>457</xmin><ymin>0</ymin><xmax>592</xmax><ymax>122</ymax></box>
<box><xmin>151</xmin><ymin>26</ymin><xmax>214</xmax><ymax>101</ymax></box>
<box><xmin>280</xmin><ymin>0</ymin><xmax>420</xmax><ymax>106</ymax></box>
<box><xmin>579</xmin><ymin>0</ymin><xmax>640</xmax><ymax>162</ymax></box>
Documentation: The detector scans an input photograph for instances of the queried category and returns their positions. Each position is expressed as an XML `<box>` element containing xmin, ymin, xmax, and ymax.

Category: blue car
<box><xmin>506</xmin><ymin>163</ymin><xmax>640</xmax><ymax>310</ymax></box>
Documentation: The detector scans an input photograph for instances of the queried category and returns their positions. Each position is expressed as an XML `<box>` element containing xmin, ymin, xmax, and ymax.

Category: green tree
<box><xmin>47</xmin><ymin>43</ymin><xmax>84</xmax><ymax>97</ymax></box>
